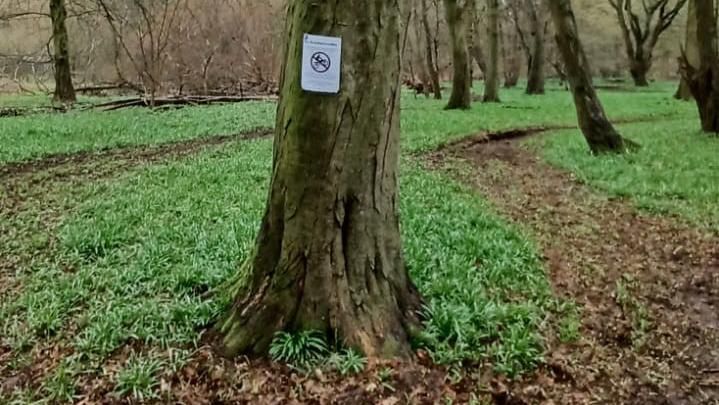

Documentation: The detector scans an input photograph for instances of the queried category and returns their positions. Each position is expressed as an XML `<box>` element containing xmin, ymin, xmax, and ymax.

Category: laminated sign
<box><xmin>301</xmin><ymin>34</ymin><xmax>342</xmax><ymax>94</ymax></box>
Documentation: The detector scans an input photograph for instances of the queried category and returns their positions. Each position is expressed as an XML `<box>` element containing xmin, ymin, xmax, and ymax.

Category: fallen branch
<box><xmin>90</xmin><ymin>95</ymin><xmax>277</xmax><ymax>111</ymax></box>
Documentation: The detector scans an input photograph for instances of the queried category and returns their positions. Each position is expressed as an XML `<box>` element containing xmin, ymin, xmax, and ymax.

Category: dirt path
<box><xmin>428</xmin><ymin>131</ymin><xmax>719</xmax><ymax>404</ymax></box>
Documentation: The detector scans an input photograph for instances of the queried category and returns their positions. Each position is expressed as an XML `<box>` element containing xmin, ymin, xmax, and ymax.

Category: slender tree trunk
<box><xmin>221</xmin><ymin>0</ymin><xmax>423</xmax><ymax>359</ymax></box>
<box><xmin>421</xmin><ymin>0</ymin><xmax>442</xmax><ymax>99</ymax></box>
<box><xmin>525</xmin><ymin>0</ymin><xmax>546</xmax><ymax>94</ymax></box>
<box><xmin>484</xmin><ymin>0</ymin><xmax>500</xmax><ymax>101</ymax></box>
<box><xmin>50</xmin><ymin>0</ymin><xmax>76</xmax><ymax>104</ymax></box>
<box><xmin>676</xmin><ymin>0</ymin><xmax>698</xmax><ymax>100</ymax></box>
<box><xmin>444</xmin><ymin>0</ymin><xmax>473</xmax><ymax>109</ymax></box>
<box><xmin>681</xmin><ymin>0</ymin><xmax>719</xmax><ymax>132</ymax></box>
<box><xmin>548</xmin><ymin>0</ymin><xmax>635</xmax><ymax>154</ymax></box>
<box><xmin>469</xmin><ymin>7</ymin><xmax>487</xmax><ymax>77</ymax></box>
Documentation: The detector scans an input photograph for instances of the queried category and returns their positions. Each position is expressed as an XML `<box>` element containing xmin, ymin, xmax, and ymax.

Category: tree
<box><xmin>675</xmin><ymin>0</ymin><xmax>698</xmax><ymax>101</ymax></box>
<box><xmin>607</xmin><ymin>0</ymin><xmax>687</xmax><ymax>86</ymax></box>
<box><xmin>548</xmin><ymin>0</ymin><xmax>637</xmax><ymax>154</ymax></box>
<box><xmin>220</xmin><ymin>0</ymin><xmax>423</xmax><ymax>358</ymax></box>
<box><xmin>680</xmin><ymin>0</ymin><xmax>719</xmax><ymax>132</ymax></box>
<box><xmin>469</xmin><ymin>4</ymin><xmax>487</xmax><ymax>78</ymax></box>
<box><xmin>444</xmin><ymin>0</ymin><xmax>474</xmax><ymax>109</ymax></box>
<box><xmin>483</xmin><ymin>0</ymin><xmax>500</xmax><ymax>102</ymax></box>
<box><xmin>421</xmin><ymin>0</ymin><xmax>442</xmax><ymax>99</ymax></box>
<box><xmin>524</xmin><ymin>0</ymin><xmax>546</xmax><ymax>94</ymax></box>
<box><xmin>49</xmin><ymin>0</ymin><xmax>75</xmax><ymax>103</ymax></box>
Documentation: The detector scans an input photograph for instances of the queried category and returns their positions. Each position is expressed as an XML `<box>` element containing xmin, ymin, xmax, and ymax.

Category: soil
<box><xmin>426</xmin><ymin>128</ymin><xmax>719</xmax><ymax>404</ymax></box>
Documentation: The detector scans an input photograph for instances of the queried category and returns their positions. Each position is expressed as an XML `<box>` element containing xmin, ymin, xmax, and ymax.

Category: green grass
<box><xmin>533</xmin><ymin>118</ymin><xmax>719</xmax><ymax>232</ymax></box>
<box><xmin>1</xmin><ymin>80</ymin><xmax>711</xmax><ymax>401</ymax></box>
<box><xmin>0</xmin><ymin>101</ymin><xmax>275</xmax><ymax>163</ymax></box>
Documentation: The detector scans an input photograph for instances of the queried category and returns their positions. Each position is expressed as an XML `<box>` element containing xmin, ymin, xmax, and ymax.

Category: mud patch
<box><xmin>428</xmin><ymin>128</ymin><xmax>719</xmax><ymax>404</ymax></box>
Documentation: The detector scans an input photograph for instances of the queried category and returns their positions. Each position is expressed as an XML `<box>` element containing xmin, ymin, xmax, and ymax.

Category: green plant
<box><xmin>269</xmin><ymin>330</ymin><xmax>329</xmax><ymax>370</ymax></box>
<box><xmin>327</xmin><ymin>348</ymin><xmax>367</xmax><ymax>375</ymax></box>
<box><xmin>43</xmin><ymin>358</ymin><xmax>77</xmax><ymax>403</ymax></box>
<box><xmin>114</xmin><ymin>354</ymin><xmax>163</xmax><ymax>401</ymax></box>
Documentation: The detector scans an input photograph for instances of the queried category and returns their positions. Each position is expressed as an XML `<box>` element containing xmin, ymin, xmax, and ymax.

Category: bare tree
<box><xmin>675</xmin><ymin>0</ymin><xmax>698</xmax><ymax>100</ymax></box>
<box><xmin>607</xmin><ymin>0</ymin><xmax>688</xmax><ymax>86</ymax></box>
<box><xmin>548</xmin><ymin>0</ymin><xmax>637</xmax><ymax>153</ymax></box>
<box><xmin>680</xmin><ymin>0</ymin><xmax>719</xmax><ymax>132</ymax></box>
<box><xmin>50</xmin><ymin>0</ymin><xmax>75</xmax><ymax>103</ymax></box>
<box><xmin>444</xmin><ymin>0</ymin><xmax>474</xmax><ymax>109</ymax></box>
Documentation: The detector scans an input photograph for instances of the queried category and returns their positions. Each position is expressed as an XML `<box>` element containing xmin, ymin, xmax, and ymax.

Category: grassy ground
<box><xmin>533</xmin><ymin>118</ymin><xmax>719</xmax><ymax>232</ymax></box>
<box><xmin>1</xmin><ymin>81</ymin><xmax>714</xmax><ymax>402</ymax></box>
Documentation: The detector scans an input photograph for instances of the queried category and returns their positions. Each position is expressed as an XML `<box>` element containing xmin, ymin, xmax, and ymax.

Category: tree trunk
<box><xmin>49</xmin><ymin>0</ymin><xmax>76</xmax><ymax>104</ymax></box>
<box><xmin>469</xmin><ymin>7</ymin><xmax>487</xmax><ymax>77</ymax></box>
<box><xmin>681</xmin><ymin>0</ymin><xmax>719</xmax><ymax>132</ymax></box>
<box><xmin>444</xmin><ymin>0</ymin><xmax>473</xmax><ymax>109</ymax></box>
<box><xmin>525</xmin><ymin>0</ymin><xmax>546</xmax><ymax>95</ymax></box>
<box><xmin>676</xmin><ymin>0</ymin><xmax>699</xmax><ymax>101</ymax></box>
<box><xmin>421</xmin><ymin>0</ymin><xmax>442</xmax><ymax>99</ymax></box>
<box><xmin>221</xmin><ymin>0</ymin><xmax>423</xmax><ymax>359</ymax></box>
<box><xmin>484</xmin><ymin>0</ymin><xmax>500</xmax><ymax>102</ymax></box>
<box><xmin>629</xmin><ymin>57</ymin><xmax>651</xmax><ymax>87</ymax></box>
<box><xmin>548</xmin><ymin>0</ymin><xmax>635</xmax><ymax>154</ymax></box>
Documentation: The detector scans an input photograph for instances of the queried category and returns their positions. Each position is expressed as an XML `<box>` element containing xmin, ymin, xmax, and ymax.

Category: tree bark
<box><xmin>50</xmin><ymin>0</ymin><xmax>76</xmax><ymax>104</ymax></box>
<box><xmin>444</xmin><ymin>0</ymin><xmax>473</xmax><ymax>109</ymax></box>
<box><xmin>421</xmin><ymin>0</ymin><xmax>442</xmax><ymax>99</ymax></box>
<box><xmin>469</xmin><ymin>7</ymin><xmax>487</xmax><ymax>77</ymax></box>
<box><xmin>525</xmin><ymin>0</ymin><xmax>546</xmax><ymax>94</ymax></box>
<box><xmin>675</xmin><ymin>0</ymin><xmax>698</xmax><ymax>100</ymax></box>
<box><xmin>484</xmin><ymin>0</ymin><xmax>500</xmax><ymax>101</ymax></box>
<box><xmin>548</xmin><ymin>0</ymin><xmax>636</xmax><ymax>154</ymax></box>
<box><xmin>221</xmin><ymin>0</ymin><xmax>423</xmax><ymax>359</ymax></box>
<box><xmin>680</xmin><ymin>0</ymin><xmax>719</xmax><ymax>132</ymax></box>
<box><xmin>629</xmin><ymin>57</ymin><xmax>651</xmax><ymax>86</ymax></box>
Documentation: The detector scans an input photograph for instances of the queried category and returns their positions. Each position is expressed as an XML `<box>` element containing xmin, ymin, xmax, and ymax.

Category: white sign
<box><xmin>301</xmin><ymin>34</ymin><xmax>342</xmax><ymax>94</ymax></box>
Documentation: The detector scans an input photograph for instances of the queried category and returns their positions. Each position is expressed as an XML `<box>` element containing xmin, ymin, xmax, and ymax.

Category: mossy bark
<box><xmin>220</xmin><ymin>0</ymin><xmax>423</xmax><ymax>359</ymax></box>
<box><xmin>681</xmin><ymin>0</ymin><xmax>719</xmax><ymax>132</ymax></box>
<box><xmin>525</xmin><ymin>0</ymin><xmax>546</xmax><ymax>95</ymax></box>
<box><xmin>483</xmin><ymin>0</ymin><xmax>500</xmax><ymax>102</ymax></box>
<box><xmin>548</xmin><ymin>0</ymin><xmax>635</xmax><ymax>154</ymax></box>
<box><xmin>444</xmin><ymin>0</ymin><xmax>473</xmax><ymax>109</ymax></box>
<box><xmin>50</xmin><ymin>0</ymin><xmax>76</xmax><ymax>104</ymax></box>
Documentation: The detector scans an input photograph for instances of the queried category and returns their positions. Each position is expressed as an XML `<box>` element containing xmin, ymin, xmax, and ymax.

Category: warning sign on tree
<box><xmin>301</xmin><ymin>34</ymin><xmax>342</xmax><ymax>94</ymax></box>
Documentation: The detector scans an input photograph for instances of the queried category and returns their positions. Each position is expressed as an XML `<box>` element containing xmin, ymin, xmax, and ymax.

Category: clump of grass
<box><xmin>114</xmin><ymin>354</ymin><xmax>164</xmax><ymax>401</ymax></box>
<box><xmin>269</xmin><ymin>330</ymin><xmax>330</xmax><ymax>371</ymax></box>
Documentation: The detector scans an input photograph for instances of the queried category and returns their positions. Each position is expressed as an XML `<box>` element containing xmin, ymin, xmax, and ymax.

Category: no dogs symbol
<box><xmin>310</xmin><ymin>52</ymin><xmax>331</xmax><ymax>73</ymax></box>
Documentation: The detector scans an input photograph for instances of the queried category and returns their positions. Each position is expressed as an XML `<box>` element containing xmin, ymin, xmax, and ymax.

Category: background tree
<box><xmin>444</xmin><ymin>0</ymin><xmax>474</xmax><ymax>109</ymax></box>
<box><xmin>49</xmin><ymin>0</ymin><xmax>76</xmax><ymax>103</ymax></box>
<box><xmin>469</xmin><ymin>4</ymin><xmax>487</xmax><ymax>78</ymax></box>
<box><xmin>220</xmin><ymin>0</ymin><xmax>423</xmax><ymax>358</ymax></box>
<box><xmin>420</xmin><ymin>0</ymin><xmax>442</xmax><ymax>99</ymax></box>
<box><xmin>524</xmin><ymin>0</ymin><xmax>546</xmax><ymax>94</ymax></box>
<box><xmin>549</xmin><ymin>0</ymin><xmax>636</xmax><ymax>153</ymax></box>
<box><xmin>680</xmin><ymin>0</ymin><xmax>719</xmax><ymax>132</ymax></box>
<box><xmin>607</xmin><ymin>0</ymin><xmax>687</xmax><ymax>86</ymax></box>
<box><xmin>675</xmin><ymin>0</ymin><xmax>698</xmax><ymax>100</ymax></box>
<box><xmin>483</xmin><ymin>0</ymin><xmax>500</xmax><ymax>101</ymax></box>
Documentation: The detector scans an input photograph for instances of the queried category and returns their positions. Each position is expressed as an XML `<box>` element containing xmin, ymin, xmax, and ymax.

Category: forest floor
<box><xmin>1</xmin><ymin>84</ymin><xmax>718</xmax><ymax>404</ymax></box>
<box><xmin>426</xmin><ymin>128</ymin><xmax>719</xmax><ymax>404</ymax></box>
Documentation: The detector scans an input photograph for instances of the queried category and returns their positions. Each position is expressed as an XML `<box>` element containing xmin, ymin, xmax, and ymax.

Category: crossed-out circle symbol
<box><xmin>311</xmin><ymin>51</ymin><xmax>331</xmax><ymax>73</ymax></box>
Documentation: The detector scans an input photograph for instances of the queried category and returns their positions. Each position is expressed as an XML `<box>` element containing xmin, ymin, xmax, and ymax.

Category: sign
<box><xmin>301</xmin><ymin>34</ymin><xmax>342</xmax><ymax>94</ymax></box>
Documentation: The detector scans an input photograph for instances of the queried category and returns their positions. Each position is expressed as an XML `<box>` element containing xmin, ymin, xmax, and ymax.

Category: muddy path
<box><xmin>427</xmin><ymin>130</ymin><xmax>719</xmax><ymax>404</ymax></box>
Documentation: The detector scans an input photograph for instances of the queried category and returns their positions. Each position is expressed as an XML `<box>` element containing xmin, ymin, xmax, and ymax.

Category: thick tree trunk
<box><xmin>525</xmin><ymin>0</ymin><xmax>545</xmax><ymax>95</ymax></box>
<box><xmin>221</xmin><ymin>0</ymin><xmax>423</xmax><ymax>359</ymax></box>
<box><xmin>629</xmin><ymin>57</ymin><xmax>651</xmax><ymax>87</ymax></box>
<box><xmin>681</xmin><ymin>0</ymin><xmax>719</xmax><ymax>132</ymax></box>
<box><xmin>548</xmin><ymin>0</ymin><xmax>635</xmax><ymax>154</ymax></box>
<box><xmin>484</xmin><ymin>0</ymin><xmax>500</xmax><ymax>102</ymax></box>
<box><xmin>49</xmin><ymin>0</ymin><xmax>76</xmax><ymax>104</ymax></box>
<box><xmin>444</xmin><ymin>0</ymin><xmax>473</xmax><ymax>109</ymax></box>
<box><xmin>676</xmin><ymin>0</ymin><xmax>698</xmax><ymax>101</ymax></box>
<box><xmin>421</xmin><ymin>0</ymin><xmax>442</xmax><ymax>99</ymax></box>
